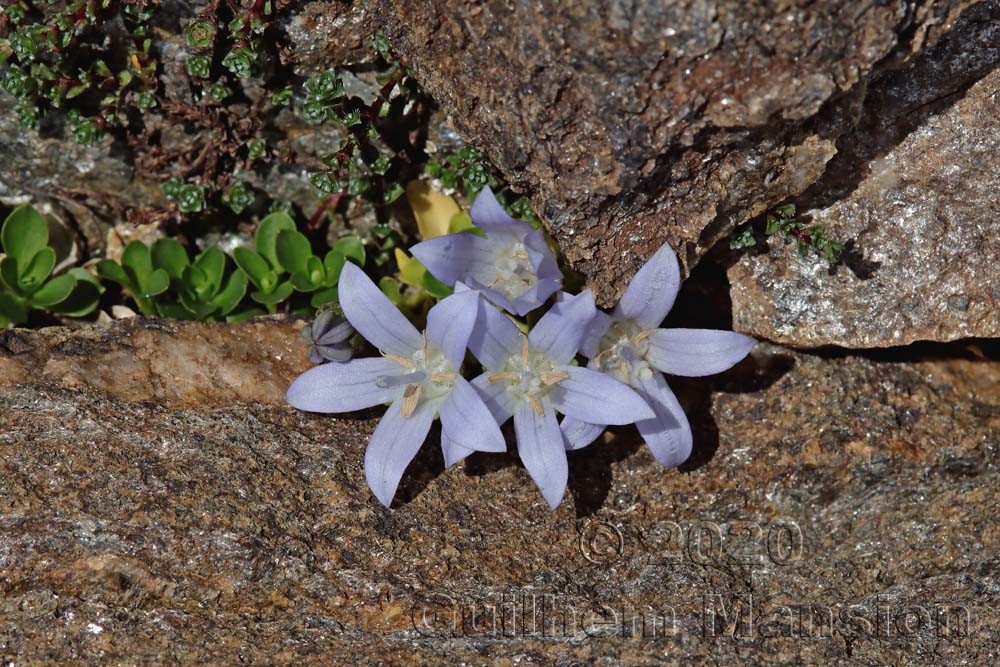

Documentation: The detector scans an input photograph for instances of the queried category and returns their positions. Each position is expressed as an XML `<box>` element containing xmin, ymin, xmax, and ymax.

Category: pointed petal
<box><xmin>339</xmin><ymin>263</ymin><xmax>422</xmax><ymax>357</ymax></box>
<box><xmin>527</xmin><ymin>290</ymin><xmax>596</xmax><ymax>364</ymax></box>
<box><xmin>467</xmin><ymin>299</ymin><xmax>522</xmax><ymax>370</ymax></box>
<box><xmin>471</xmin><ymin>372</ymin><xmax>516</xmax><ymax>425</ymax></box>
<box><xmin>509</xmin><ymin>276</ymin><xmax>562</xmax><ymax>316</ymax></box>
<box><xmin>441</xmin><ymin>431</ymin><xmax>476</xmax><ymax>468</ymax></box>
<box><xmin>315</xmin><ymin>318</ymin><xmax>354</xmax><ymax>345</ymax></box>
<box><xmin>646</xmin><ymin>328</ymin><xmax>755</xmax><ymax>377</ymax></box>
<box><xmin>287</xmin><ymin>357</ymin><xmax>403</xmax><ymax>413</ymax></box>
<box><xmin>549</xmin><ymin>366</ymin><xmax>655</xmax><ymax>425</ymax></box>
<box><xmin>579</xmin><ymin>310</ymin><xmax>614</xmax><ymax>359</ymax></box>
<box><xmin>513</xmin><ymin>403</ymin><xmax>567</xmax><ymax>509</ymax></box>
<box><xmin>634</xmin><ymin>372</ymin><xmax>692</xmax><ymax>468</ymax></box>
<box><xmin>470</xmin><ymin>186</ymin><xmax>533</xmax><ymax>235</ymax></box>
<box><xmin>523</xmin><ymin>228</ymin><xmax>563</xmax><ymax>284</ymax></box>
<box><xmin>561</xmin><ymin>416</ymin><xmax>606</xmax><ymax>450</ymax></box>
<box><xmin>426</xmin><ymin>289</ymin><xmax>480</xmax><ymax>368</ymax></box>
<box><xmin>364</xmin><ymin>397</ymin><xmax>438</xmax><ymax>506</ymax></box>
<box><xmin>410</xmin><ymin>233</ymin><xmax>496</xmax><ymax>286</ymax></box>
<box><xmin>614</xmin><ymin>242</ymin><xmax>682</xmax><ymax>328</ymax></box>
<box><xmin>440</xmin><ymin>376</ymin><xmax>507</xmax><ymax>453</ymax></box>
<box><xmin>467</xmin><ymin>277</ymin><xmax>519</xmax><ymax>315</ymax></box>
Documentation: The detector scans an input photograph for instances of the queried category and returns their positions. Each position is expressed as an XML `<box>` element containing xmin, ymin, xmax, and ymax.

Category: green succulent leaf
<box><xmin>0</xmin><ymin>257</ymin><xmax>22</xmax><ymax>295</ymax></box>
<box><xmin>151</xmin><ymin>238</ymin><xmax>190</xmax><ymax>280</ymax></box>
<box><xmin>254</xmin><ymin>212</ymin><xmax>296</xmax><ymax>269</ymax></box>
<box><xmin>182</xmin><ymin>263</ymin><xmax>211</xmax><ymax>301</ymax></box>
<box><xmin>251</xmin><ymin>280</ymin><xmax>294</xmax><ymax>306</ymax></box>
<box><xmin>95</xmin><ymin>259</ymin><xmax>134</xmax><ymax>290</ymax></box>
<box><xmin>332</xmin><ymin>236</ymin><xmax>365</xmax><ymax>265</ymax></box>
<box><xmin>18</xmin><ymin>247</ymin><xmax>56</xmax><ymax>294</ymax></box>
<box><xmin>0</xmin><ymin>291</ymin><xmax>28</xmax><ymax>326</ymax></box>
<box><xmin>310</xmin><ymin>287</ymin><xmax>339</xmax><ymax>309</ymax></box>
<box><xmin>1</xmin><ymin>205</ymin><xmax>49</xmax><ymax>264</ymax></box>
<box><xmin>323</xmin><ymin>251</ymin><xmax>346</xmax><ymax>286</ymax></box>
<box><xmin>378</xmin><ymin>276</ymin><xmax>402</xmax><ymax>305</ymax></box>
<box><xmin>121</xmin><ymin>241</ymin><xmax>154</xmax><ymax>286</ymax></box>
<box><xmin>30</xmin><ymin>273</ymin><xmax>76</xmax><ymax>307</ymax></box>
<box><xmin>422</xmin><ymin>271</ymin><xmax>453</xmax><ymax>298</ymax></box>
<box><xmin>275</xmin><ymin>229</ymin><xmax>312</xmax><ymax>275</ymax></box>
<box><xmin>193</xmin><ymin>246</ymin><xmax>225</xmax><ymax>295</ymax></box>
<box><xmin>226</xmin><ymin>306</ymin><xmax>267</xmax><ymax>323</ymax></box>
<box><xmin>50</xmin><ymin>268</ymin><xmax>103</xmax><ymax>317</ymax></box>
<box><xmin>232</xmin><ymin>247</ymin><xmax>272</xmax><ymax>288</ymax></box>
<box><xmin>143</xmin><ymin>268</ymin><xmax>171</xmax><ymax>298</ymax></box>
<box><xmin>210</xmin><ymin>269</ymin><xmax>248</xmax><ymax>316</ymax></box>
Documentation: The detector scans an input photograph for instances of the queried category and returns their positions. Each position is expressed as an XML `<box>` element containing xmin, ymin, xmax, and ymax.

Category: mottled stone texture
<box><xmin>1</xmin><ymin>320</ymin><xmax>998</xmax><ymax>663</ymax></box>
<box><xmin>729</xmin><ymin>6</ymin><xmax>1000</xmax><ymax>347</ymax></box>
<box><xmin>372</xmin><ymin>0</ymin><xmax>982</xmax><ymax>304</ymax></box>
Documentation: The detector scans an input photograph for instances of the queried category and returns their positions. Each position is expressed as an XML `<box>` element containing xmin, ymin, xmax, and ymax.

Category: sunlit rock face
<box><xmin>729</xmin><ymin>7</ymin><xmax>1000</xmax><ymax>348</ymax></box>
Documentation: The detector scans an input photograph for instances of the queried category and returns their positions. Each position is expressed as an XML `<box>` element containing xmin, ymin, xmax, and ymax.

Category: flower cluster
<box><xmin>287</xmin><ymin>187</ymin><xmax>755</xmax><ymax>508</ymax></box>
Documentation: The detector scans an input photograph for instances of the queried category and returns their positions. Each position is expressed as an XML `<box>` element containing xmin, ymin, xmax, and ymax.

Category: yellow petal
<box><xmin>394</xmin><ymin>248</ymin><xmax>427</xmax><ymax>287</ymax></box>
<box><xmin>406</xmin><ymin>180</ymin><xmax>460</xmax><ymax>240</ymax></box>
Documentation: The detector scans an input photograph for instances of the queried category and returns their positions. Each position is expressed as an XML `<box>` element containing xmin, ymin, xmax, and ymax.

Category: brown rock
<box><xmin>0</xmin><ymin>320</ymin><xmax>997</xmax><ymax>662</ymax></box>
<box><xmin>729</xmin><ymin>7</ymin><xmax>1000</xmax><ymax>348</ymax></box>
<box><xmin>372</xmin><ymin>0</ymin><xmax>982</xmax><ymax>303</ymax></box>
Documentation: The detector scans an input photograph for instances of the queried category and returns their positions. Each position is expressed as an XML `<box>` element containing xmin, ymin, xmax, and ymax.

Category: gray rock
<box><xmin>0</xmin><ymin>319</ymin><xmax>998</xmax><ymax>663</ymax></box>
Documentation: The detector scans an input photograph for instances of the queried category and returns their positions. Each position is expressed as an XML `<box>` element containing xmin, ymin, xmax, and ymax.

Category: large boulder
<box><xmin>1</xmin><ymin>319</ymin><xmax>997</xmax><ymax>662</ymax></box>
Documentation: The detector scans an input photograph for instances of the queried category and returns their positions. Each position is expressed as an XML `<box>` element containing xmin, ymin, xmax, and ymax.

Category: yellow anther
<box><xmin>431</xmin><ymin>371</ymin><xmax>456</xmax><ymax>383</ymax></box>
<box><xmin>400</xmin><ymin>383</ymin><xmax>422</xmax><ymax>417</ymax></box>
<box><xmin>521</xmin><ymin>335</ymin><xmax>530</xmax><ymax>365</ymax></box>
<box><xmin>488</xmin><ymin>372</ymin><xmax>518</xmax><ymax>383</ymax></box>
<box><xmin>384</xmin><ymin>353</ymin><xmax>414</xmax><ymax>368</ymax></box>
<box><xmin>527</xmin><ymin>394</ymin><xmax>544</xmax><ymax>416</ymax></box>
<box><xmin>540</xmin><ymin>371</ymin><xmax>569</xmax><ymax>386</ymax></box>
<box><xmin>632</xmin><ymin>329</ymin><xmax>654</xmax><ymax>343</ymax></box>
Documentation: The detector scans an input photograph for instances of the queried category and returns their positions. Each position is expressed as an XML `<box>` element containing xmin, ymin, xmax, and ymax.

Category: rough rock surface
<box><xmin>1</xmin><ymin>319</ymin><xmax>998</xmax><ymax>663</ymax></box>
<box><xmin>373</xmin><ymin>0</ymin><xmax>984</xmax><ymax>304</ymax></box>
<box><xmin>729</xmin><ymin>5</ymin><xmax>1000</xmax><ymax>347</ymax></box>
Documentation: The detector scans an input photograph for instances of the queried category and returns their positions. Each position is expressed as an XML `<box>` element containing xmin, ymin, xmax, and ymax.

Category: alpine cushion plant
<box><xmin>561</xmin><ymin>243</ymin><xmax>756</xmax><ymax>467</ymax></box>
<box><xmin>467</xmin><ymin>291</ymin><xmax>655</xmax><ymax>508</ymax></box>
<box><xmin>286</xmin><ymin>263</ymin><xmax>506</xmax><ymax>507</ymax></box>
<box><xmin>410</xmin><ymin>186</ymin><xmax>562</xmax><ymax>316</ymax></box>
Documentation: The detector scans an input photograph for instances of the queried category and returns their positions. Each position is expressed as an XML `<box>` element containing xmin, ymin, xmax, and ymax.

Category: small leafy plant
<box><xmin>730</xmin><ymin>204</ymin><xmax>845</xmax><ymax>264</ymax></box>
<box><xmin>0</xmin><ymin>205</ymin><xmax>100</xmax><ymax>327</ymax></box>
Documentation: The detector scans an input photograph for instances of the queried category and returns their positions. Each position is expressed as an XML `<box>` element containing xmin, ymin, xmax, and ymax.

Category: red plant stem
<box><xmin>307</xmin><ymin>189</ymin><xmax>346</xmax><ymax>232</ymax></box>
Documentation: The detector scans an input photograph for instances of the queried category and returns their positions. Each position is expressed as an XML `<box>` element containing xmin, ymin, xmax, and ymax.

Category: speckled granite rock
<box><xmin>373</xmin><ymin>0</ymin><xmax>984</xmax><ymax>304</ymax></box>
<box><xmin>1</xmin><ymin>320</ymin><xmax>997</xmax><ymax>663</ymax></box>
<box><xmin>729</xmin><ymin>5</ymin><xmax>1000</xmax><ymax>348</ymax></box>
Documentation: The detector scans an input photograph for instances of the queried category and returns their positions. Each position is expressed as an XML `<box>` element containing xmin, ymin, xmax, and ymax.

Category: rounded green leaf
<box><xmin>309</xmin><ymin>287</ymin><xmax>339</xmax><ymax>309</ymax></box>
<box><xmin>1</xmin><ymin>205</ymin><xmax>49</xmax><ymax>264</ymax></box>
<box><xmin>275</xmin><ymin>229</ymin><xmax>312</xmax><ymax>275</ymax></box>
<box><xmin>291</xmin><ymin>270</ymin><xmax>320</xmax><ymax>292</ymax></box>
<box><xmin>378</xmin><ymin>276</ymin><xmax>402</xmax><ymax>304</ymax></box>
<box><xmin>50</xmin><ymin>270</ymin><xmax>102</xmax><ymax>317</ymax></box>
<box><xmin>182</xmin><ymin>264</ymin><xmax>211</xmax><ymax>300</ymax></box>
<box><xmin>254</xmin><ymin>212</ymin><xmax>296</xmax><ymax>269</ymax></box>
<box><xmin>0</xmin><ymin>256</ymin><xmax>22</xmax><ymax>295</ymax></box>
<box><xmin>121</xmin><ymin>241</ymin><xmax>154</xmax><ymax>284</ymax></box>
<box><xmin>144</xmin><ymin>268</ymin><xmax>171</xmax><ymax>298</ymax></box>
<box><xmin>232</xmin><ymin>246</ymin><xmax>271</xmax><ymax>287</ymax></box>
<box><xmin>0</xmin><ymin>291</ymin><xmax>28</xmax><ymax>326</ymax></box>
<box><xmin>210</xmin><ymin>268</ymin><xmax>248</xmax><ymax>316</ymax></box>
<box><xmin>151</xmin><ymin>238</ymin><xmax>190</xmax><ymax>280</ymax></box>
<box><xmin>422</xmin><ymin>271</ymin><xmax>453</xmax><ymax>298</ymax></box>
<box><xmin>226</xmin><ymin>306</ymin><xmax>267</xmax><ymax>323</ymax></box>
<box><xmin>332</xmin><ymin>236</ymin><xmax>365</xmax><ymax>265</ymax></box>
<box><xmin>30</xmin><ymin>273</ymin><xmax>76</xmax><ymax>307</ymax></box>
<box><xmin>17</xmin><ymin>247</ymin><xmax>56</xmax><ymax>294</ymax></box>
<box><xmin>323</xmin><ymin>251</ymin><xmax>346</xmax><ymax>287</ymax></box>
<box><xmin>251</xmin><ymin>280</ymin><xmax>294</xmax><ymax>305</ymax></box>
<box><xmin>95</xmin><ymin>259</ymin><xmax>133</xmax><ymax>290</ymax></box>
<box><xmin>193</xmin><ymin>246</ymin><xmax>226</xmax><ymax>294</ymax></box>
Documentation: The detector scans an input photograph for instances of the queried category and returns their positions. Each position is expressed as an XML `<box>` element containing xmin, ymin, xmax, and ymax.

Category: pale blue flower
<box><xmin>562</xmin><ymin>243</ymin><xmax>756</xmax><ymax>467</ymax></box>
<box><xmin>301</xmin><ymin>309</ymin><xmax>354</xmax><ymax>363</ymax></box>
<box><xmin>467</xmin><ymin>291</ymin><xmax>655</xmax><ymax>508</ymax></box>
<box><xmin>287</xmin><ymin>263</ymin><xmax>505</xmax><ymax>507</ymax></box>
<box><xmin>410</xmin><ymin>186</ymin><xmax>562</xmax><ymax>315</ymax></box>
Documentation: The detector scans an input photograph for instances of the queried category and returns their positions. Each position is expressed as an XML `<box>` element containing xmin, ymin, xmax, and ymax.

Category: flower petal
<box><xmin>645</xmin><ymin>328</ymin><xmax>755</xmax><ymax>377</ymax></box>
<box><xmin>513</xmin><ymin>403</ymin><xmax>568</xmax><ymax>509</ymax></box>
<box><xmin>560</xmin><ymin>416</ymin><xmax>605</xmax><ymax>450</ymax></box>
<box><xmin>579</xmin><ymin>310</ymin><xmax>614</xmax><ymax>359</ymax></box>
<box><xmin>470</xmin><ymin>186</ymin><xmax>534</xmax><ymax>235</ymax></box>
<box><xmin>286</xmin><ymin>357</ymin><xmax>402</xmax><ymax>412</ymax></box>
<box><xmin>426</xmin><ymin>289</ymin><xmax>480</xmax><ymax>368</ymax></box>
<box><xmin>634</xmin><ymin>371</ymin><xmax>692</xmax><ymax>468</ymax></box>
<box><xmin>471</xmin><ymin>372</ymin><xmax>516</xmax><ymax>425</ymax></box>
<box><xmin>527</xmin><ymin>290</ymin><xmax>596</xmax><ymax>364</ymax></box>
<box><xmin>523</xmin><ymin>228</ymin><xmax>562</xmax><ymax>284</ymax></box>
<box><xmin>441</xmin><ymin>431</ymin><xmax>476</xmax><ymax>468</ymax></box>
<box><xmin>549</xmin><ymin>365</ymin><xmax>655</xmax><ymax>425</ymax></box>
<box><xmin>468</xmin><ymin>298</ymin><xmax>522</xmax><ymax>370</ymax></box>
<box><xmin>315</xmin><ymin>318</ymin><xmax>354</xmax><ymax>346</ymax></box>
<box><xmin>440</xmin><ymin>375</ymin><xmax>507</xmax><ymax>453</ymax></box>
<box><xmin>339</xmin><ymin>263</ymin><xmax>422</xmax><ymax>357</ymax></box>
<box><xmin>614</xmin><ymin>242</ymin><xmax>682</xmax><ymax>328</ymax></box>
<box><xmin>410</xmin><ymin>233</ymin><xmax>496</xmax><ymax>286</ymax></box>
<box><xmin>364</xmin><ymin>396</ymin><xmax>438</xmax><ymax>507</ymax></box>
<box><xmin>508</xmin><ymin>276</ymin><xmax>562</xmax><ymax>316</ymax></box>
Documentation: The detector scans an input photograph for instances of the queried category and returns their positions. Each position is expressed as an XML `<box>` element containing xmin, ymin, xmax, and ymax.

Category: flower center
<box><xmin>377</xmin><ymin>337</ymin><xmax>456</xmax><ymax>417</ymax></box>
<box><xmin>487</xmin><ymin>336</ymin><xmax>568</xmax><ymax>415</ymax></box>
<box><xmin>593</xmin><ymin>320</ymin><xmax>655</xmax><ymax>385</ymax></box>
<box><xmin>488</xmin><ymin>241</ymin><xmax>537</xmax><ymax>300</ymax></box>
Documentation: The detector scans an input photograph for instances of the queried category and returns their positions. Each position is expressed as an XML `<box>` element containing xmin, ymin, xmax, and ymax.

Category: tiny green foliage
<box><xmin>223</xmin><ymin>182</ymin><xmax>255</xmax><ymax>214</ymax></box>
<box><xmin>763</xmin><ymin>204</ymin><xmax>845</xmax><ymax>264</ymax></box>
<box><xmin>0</xmin><ymin>205</ymin><xmax>100</xmax><ymax>327</ymax></box>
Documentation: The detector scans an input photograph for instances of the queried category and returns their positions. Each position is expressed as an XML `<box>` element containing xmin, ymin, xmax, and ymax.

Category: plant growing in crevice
<box><xmin>730</xmin><ymin>204</ymin><xmax>845</xmax><ymax>265</ymax></box>
<box><xmin>0</xmin><ymin>205</ymin><xmax>101</xmax><ymax>327</ymax></box>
